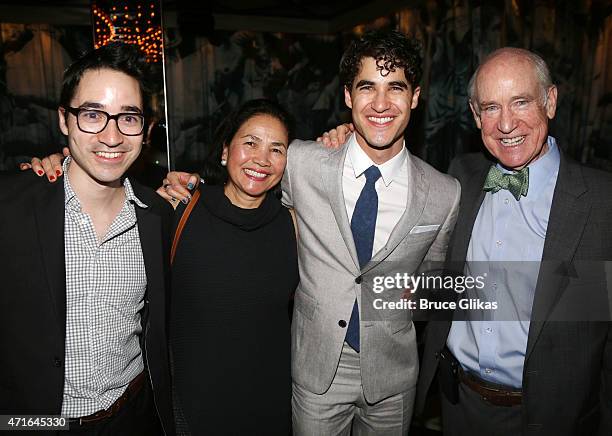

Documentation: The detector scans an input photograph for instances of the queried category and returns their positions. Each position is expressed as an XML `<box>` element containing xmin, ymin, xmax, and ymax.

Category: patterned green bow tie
<box><xmin>483</xmin><ymin>165</ymin><xmax>529</xmax><ymax>201</ymax></box>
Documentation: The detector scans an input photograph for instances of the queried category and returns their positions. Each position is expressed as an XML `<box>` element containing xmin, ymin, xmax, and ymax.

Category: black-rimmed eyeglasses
<box><xmin>63</xmin><ymin>107</ymin><xmax>145</xmax><ymax>136</ymax></box>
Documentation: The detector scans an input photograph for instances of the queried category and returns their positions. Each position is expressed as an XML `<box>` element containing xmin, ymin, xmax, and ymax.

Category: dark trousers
<box><xmin>58</xmin><ymin>378</ymin><xmax>163</xmax><ymax>436</ymax></box>
<box><xmin>440</xmin><ymin>382</ymin><xmax>522</xmax><ymax>436</ymax></box>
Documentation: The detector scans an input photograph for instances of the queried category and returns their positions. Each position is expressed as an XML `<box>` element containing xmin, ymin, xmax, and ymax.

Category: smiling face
<box><xmin>345</xmin><ymin>56</ymin><xmax>420</xmax><ymax>163</ymax></box>
<box><xmin>59</xmin><ymin>68</ymin><xmax>143</xmax><ymax>189</ymax></box>
<box><xmin>221</xmin><ymin>114</ymin><xmax>289</xmax><ymax>208</ymax></box>
<box><xmin>470</xmin><ymin>52</ymin><xmax>557</xmax><ymax>171</ymax></box>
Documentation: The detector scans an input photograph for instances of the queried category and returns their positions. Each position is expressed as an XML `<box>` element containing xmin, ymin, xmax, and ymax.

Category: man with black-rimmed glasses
<box><xmin>0</xmin><ymin>42</ymin><xmax>175</xmax><ymax>435</ymax></box>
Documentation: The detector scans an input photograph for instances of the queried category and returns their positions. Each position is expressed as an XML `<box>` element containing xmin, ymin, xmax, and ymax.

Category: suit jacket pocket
<box><xmin>409</xmin><ymin>225</ymin><xmax>440</xmax><ymax>234</ymax></box>
<box><xmin>385</xmin><ymin>310</ymin><xmax>412</xmax><ymax>334</ymax></box>
<box><xmin>294</xmin><ymin>290</ymin><xmax>317</xmax><ymax>320</ymax></box>
<box><xmin>401</xmin><ymin>230</ymin><xmax>438</xmax><ymax>247</ymax></box>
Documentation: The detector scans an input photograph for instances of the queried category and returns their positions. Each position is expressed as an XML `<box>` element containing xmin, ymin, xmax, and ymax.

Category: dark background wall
<box><xmin>0</xmin><ymin>23</ymin><xmax>92</xmax><ymax>169</ymax></box>
<box><xmin>1</xmin><ymin>0</ymin><xmax>611</xmax><ymax>183</ymax></box>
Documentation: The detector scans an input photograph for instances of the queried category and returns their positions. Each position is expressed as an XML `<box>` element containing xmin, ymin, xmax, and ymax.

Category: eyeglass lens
<box><xmin>77</xmin><ymin>109</ymin><xmax>144</xmax><ymax>135</ymax></box>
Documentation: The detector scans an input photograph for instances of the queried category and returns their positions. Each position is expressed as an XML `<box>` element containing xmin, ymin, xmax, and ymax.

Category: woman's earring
<box><xmin>220</xmin><ymin>159</ymin><xmax>227</xmax><ymax>166</ymax></box>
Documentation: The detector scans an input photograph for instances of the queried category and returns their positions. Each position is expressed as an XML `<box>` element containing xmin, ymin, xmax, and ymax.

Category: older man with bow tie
<box><xmin>417</xmin><ymin>47</ymin><xmax>612</xmax><ymax>436</ymax></box>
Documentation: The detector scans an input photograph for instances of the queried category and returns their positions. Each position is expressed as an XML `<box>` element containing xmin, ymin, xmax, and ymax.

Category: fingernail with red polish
<box><xmin>37</xmin><ymin>170</ymin><xmax>44</xmax><ymax>176</ymax></box>
<box><xmin>56</xmin><ymin>170</ymin><xmax>61</xmax><ymax>176</ymax></box>
<box><xmin>49</xmin><ymin>175</ymin><xmax>56</xmax><ymax>181</ymax></box>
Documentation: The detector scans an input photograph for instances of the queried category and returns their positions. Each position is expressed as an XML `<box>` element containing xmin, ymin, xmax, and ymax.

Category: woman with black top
<box><xmin>169</xmin><ymin>99</ymin><xmax>298</xmax><ymax>435</ymax></box>
<box><xmin>21</xmin><ymin>98</ymin><xmax>300</xmax><ymax>434</ymax></box>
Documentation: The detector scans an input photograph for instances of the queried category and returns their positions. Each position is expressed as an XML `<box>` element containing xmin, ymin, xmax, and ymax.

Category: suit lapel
<box><xmin>134</xmin><ymin>191</ymin><xmax>164</xmax><ymax>313</ymax></box>
<box><xmin>452</xmin><ymin>164</ymin><xmax>489</xmax><ymax>262</ymax></box>
<box><xmin>322</xmin><ymin>144</ymin><xmax>360</xmax><ymax>271</ymax></box>
<box><xmin>34</xmin><ymin>180</ymin><xmax>66</xmax><ymax>332</ymax></box>
<box><xmin>433</xmin><ymin>160</ymin><xmax>489</xmax><ymax>337</ymax></box>
<box><xmin>367</xmin><ymin>153</ymin><xmax>428</xmax><ymax>269</ymax></box>
<box><xmin>525</xmin><ymin>156</ymin><xmax>589</xmax><ymax>360</ymax></box>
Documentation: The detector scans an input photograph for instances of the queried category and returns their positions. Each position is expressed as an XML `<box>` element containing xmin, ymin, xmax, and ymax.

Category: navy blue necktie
<box><xmin>346</xmin><ymin>165</ymin><xmax>381</xmax><ymax>352</ymax></box>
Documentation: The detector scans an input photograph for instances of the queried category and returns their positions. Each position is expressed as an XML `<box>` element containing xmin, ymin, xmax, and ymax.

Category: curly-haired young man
<box><xmin>132</xmin><ymin>29</ymin><xmax>460</xmax><ymax>434</ymax></box>
<box><xmin>283</xmin><ymin>29</ymin><xmax>460</xmax><ymax>435</ymax></box>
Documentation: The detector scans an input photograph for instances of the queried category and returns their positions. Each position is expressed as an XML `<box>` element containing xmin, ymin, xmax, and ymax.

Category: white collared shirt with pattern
<box><xmin>60</xmin><ymin>157</ymin><xmax>148</xmax><ymax>417</ymax></box>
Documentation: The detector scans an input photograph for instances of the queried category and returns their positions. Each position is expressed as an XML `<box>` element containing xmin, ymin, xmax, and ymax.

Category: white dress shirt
<box><xmin>343</xmin><ymin>134</ymin><xmax>409</xmax><ymax>256</ymax></box>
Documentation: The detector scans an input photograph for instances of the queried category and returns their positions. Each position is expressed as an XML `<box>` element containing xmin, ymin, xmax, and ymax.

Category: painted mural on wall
<box><xmin>163</xmin><ymin>30</ymin><xmax>348</xmax><ymax>171</ymax></box>
<box><xmin>161</xmin><ymin>0</ymin><xmax>612</xmax><ymax>173</ymax></box>
<box><xmin>396</xmin><ymin>0</ymin><xmax>612</xmax><ymax>172</ymax></box>
<box><xmin>0</xmin><ymin>23</ymin><xmax>92</xmax><ymax>170</ymax></box>
<box><xmin>1</xmin><ymin>0</ymin><xmax>611</xmax><ymax>176</ymax></box>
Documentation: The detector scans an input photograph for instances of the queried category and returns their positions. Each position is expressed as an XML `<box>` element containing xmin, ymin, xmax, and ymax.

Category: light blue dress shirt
<box><xmin>447</xmin><ymin>136</ymin><xmax>560</xmax><ymax>388</ymax></box>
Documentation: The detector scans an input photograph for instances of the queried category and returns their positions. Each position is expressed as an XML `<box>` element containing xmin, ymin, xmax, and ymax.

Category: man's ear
<box><xmin>410</xmin><ymin>86</ymin><xmax>421</xmax><ymax>109</ymax></box>
<box><xmin>344</xmin><ymin>86</ymin><xmax>353</xmax><ymax>109</ymax></box>
<box><xmin>469</xmin><ymin>100</ymin><xmax>482</xmax><ymax>129</ymax></box>
<box><xmin>545</xmin><ymin>85</ymin><xmax>558</xmax><ymax>119</ymax></box>
<box><xmin>58</xmin><ymin>107</ymin><xmax>68</xmax><ymax>135</ymax></box>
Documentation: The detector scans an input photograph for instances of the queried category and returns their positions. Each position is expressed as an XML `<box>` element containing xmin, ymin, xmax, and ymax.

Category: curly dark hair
<box><xmin>339</xmin><ymin>30</ymin><xmax>423</xmax><ymax>91</ymax></box>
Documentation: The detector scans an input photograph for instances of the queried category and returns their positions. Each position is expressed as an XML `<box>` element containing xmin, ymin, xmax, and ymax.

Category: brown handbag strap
<box><xmin>171</xmin><ymin>189</ymin><xmax>201</xmax><ymax>265</ymax></box>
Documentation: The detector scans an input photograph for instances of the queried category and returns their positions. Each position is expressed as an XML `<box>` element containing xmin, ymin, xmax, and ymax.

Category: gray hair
<box><xmin>468</xmin><ymin>48</ymin><xmax>554</xmax><ymax>113</ymax></box>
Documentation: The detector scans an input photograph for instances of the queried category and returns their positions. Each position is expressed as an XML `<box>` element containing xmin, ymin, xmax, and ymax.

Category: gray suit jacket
<box><xmin>282</xmin><ymin>138</ymin><xmax>460</xmax><ymax>402</ymax></box>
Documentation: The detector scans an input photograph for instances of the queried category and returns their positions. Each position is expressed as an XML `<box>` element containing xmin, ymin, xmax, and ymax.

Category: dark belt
<box><xmin>69</xmin><ymin>371</ymin><xmax>146</xmax><ymax>425</ymax></box>
<box><xmin>458</xmin><ymin>368</ymin><xmax>522</xmax><ymax>407</ymax></box>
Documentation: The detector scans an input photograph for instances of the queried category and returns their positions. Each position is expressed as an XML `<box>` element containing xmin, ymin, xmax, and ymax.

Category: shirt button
<box><xmin>355</xmin><ymin>276</ymin><xmax>362</xmax><ymax>284</ymax></box>
<box><xmin>492</xmin><ymin>283</ymin><xmax>498</xmax><ymax>290</ymax></box>
<box><xmin>485</xmin><ymin>368</ymin><xmax>492</xmax><ymax>374</ymax></box>
<box><xmin>53</xmin><ymin>358</ymin><xmax>62</xmax><ymax>367</ymax></box>
<box><xmin>504</xmin><ymin>198</ymin><xmax>510</xmax><ymax>204</ymax></box>
<box><xmin>486</xmin><ymin>327</ymin><xmax>493</xmax><ymax>333</ymax></box>
<box><xmin>496</xmin><ymin>240</ymin><xmax>502</xmax><ymax>247</ymax></box>
<box><xmin>338</xmin><ymin>320</ymin><xmax>347</xmax><ymax>328</ymax></box>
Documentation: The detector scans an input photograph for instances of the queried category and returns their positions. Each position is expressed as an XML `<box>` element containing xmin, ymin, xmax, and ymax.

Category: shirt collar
<box><xmin>347</xmin><ymin>133</ymin><xmax>407</xmax><ymax>187</ymax></box>
<box><xmin>497</xmin><ymin>135</ymin><xmax>560</xmax><ymax>193</ymax></box>
<box><xmin>123</xmin><ymin>177</ymin><xmax>148</xmax><ymax>208</ymax></box>
<box><xmin>62</xmin><ymin>157</ymin><xmax>78</xmax><ymax>208</ymax></box>
<box><xmin>62</xmin><ymin>156</ymin><xmax>148</xmax><ymax>209</ymax></box>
